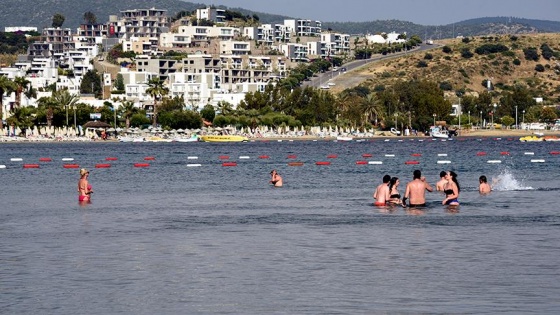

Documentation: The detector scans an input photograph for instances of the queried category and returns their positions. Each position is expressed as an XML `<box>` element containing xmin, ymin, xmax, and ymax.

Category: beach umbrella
<box><xmin>177</xmin><ymin>128</ymin><xmax>184</xmax><ymax>133</ymax></box>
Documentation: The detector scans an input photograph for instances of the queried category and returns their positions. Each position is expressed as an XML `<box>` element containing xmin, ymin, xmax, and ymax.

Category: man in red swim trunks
<box><xmin>373</xmin><ymin>174</ymin><xmax>391</xmax><ymax>206</ymax></box>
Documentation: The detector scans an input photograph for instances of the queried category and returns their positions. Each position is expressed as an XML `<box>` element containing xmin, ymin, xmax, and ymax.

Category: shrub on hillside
<box><xmin>513</xmin><ymin>58</ymin><xmax>521</xmax><ymax>66</ymax></box>
<box><xmin>424</xmin><ymin>53</ymin><xmax>433</xmax><ymax>60</ymax></box>
<box><xmin>439</xmin><ymin>81</ymin><xmax>453</xmax><ymax>91</ymax></box>
<box><xmin>442</xmin><ymin>45</ymin><xmax>452</xmax><ymax>53</ymax></box>
<box><xmin>523</xmin><ymin>47</ymin><xmax>540</xmax><ymax>61</ymax></box>
<box><xmin>417</xmin><ymin>60</ymin><xmax>428</xmax><ymax>68</ymax></box>
<box><xmin>541</xmin><ymin>44</ymin><xmax>554</xmax><ymax>60</ymax></box>
<box><xmin>535</xmin><ymin>64</ymin><xmax>545</xmax><ymax>72</ymax></box>
<box><xmin>475</xmin><ymin>44</ymin><xmax>509</xmax><ymax>55</ymax></box>
<box><xmin>460</xmin><ymin>48</ymin><xmax>473</xmax><ymax>59</ymax></box>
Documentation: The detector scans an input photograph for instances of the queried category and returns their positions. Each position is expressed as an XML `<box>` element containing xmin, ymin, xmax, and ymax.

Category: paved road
<box><xmin>303</xmin><ymin>43</ymin><xmax>439</xmax><ymax>90</ymax></box>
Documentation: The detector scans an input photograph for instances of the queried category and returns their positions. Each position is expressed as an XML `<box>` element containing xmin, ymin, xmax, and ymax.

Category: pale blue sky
<box><xmin>191</xmin><ymin>0</ymin><xmax>560</xmax><ymax>25</ymax></box>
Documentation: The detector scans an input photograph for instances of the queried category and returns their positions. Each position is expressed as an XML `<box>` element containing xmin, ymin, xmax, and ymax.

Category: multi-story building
<box><xmin>320</xmin><ymin>33</ymin><xmax>351</xmax><ymax>56</ymax></box>
<box><xmin>28</xmin><ymin>28</ymin><xmax>75</xmax><ymax>58</ymax></box>
<box><xmin>242</xmin><ymin>24</ymin><xmax>292</xmax><ymax>46</ymax></box>
<box><xmin>279</xmin><ymin>43</ymin><xmax>309</xmax><ymax>62</ymax></box>
<box><xmin>196</xmin><ymin>7</ymin><xmax>226</xmax><ymax>23</ymax></box>
<box><xmin>284</xmin><ymin>19</ymin><xmax>322</xmax><ymax>37</ymax></box>
<box><xmin>122</xmin><ymin>37</ymin><xmax>159</xmax><ymax>55</ymax></box>
<box><xmin>119</xmin><ymin>68</ymin><xmax>157</xmax><ymax>102</ymax></box>
<box><xmin>114</xmin><ymin>8</ymin><xmax>169</xmax><ymax>41</ymax></box>
<box><xmin>135</xmin><ymin>57</ymin><xmax>180</xmax><ymax>82</ymax></box>
<box><xmin>76</xmin><ymin>23</ymin><xmax>111</xmax><ymax>45</ymax></box>
<box><xmin>219</xmin><ymin>41</ymin><xmax>251</xmax><ymax>55</ymax></box>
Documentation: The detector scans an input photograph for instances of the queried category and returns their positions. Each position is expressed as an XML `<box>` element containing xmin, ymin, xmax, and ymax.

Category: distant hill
<box><xmin>338</xmin><ymin>33</ymin><xmax>560</xmax><ymax>103</ymax></box>
<box><xmin>1</xmin><ymin>0</ymin><xmax>559</xmax><ymax>39</ymax></box>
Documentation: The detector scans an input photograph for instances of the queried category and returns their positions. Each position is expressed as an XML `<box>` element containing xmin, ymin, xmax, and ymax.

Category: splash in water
<box><xmin>491</xmin><ymin>168</ymin><xmax>533</xmax><ymax>191</ymax></box>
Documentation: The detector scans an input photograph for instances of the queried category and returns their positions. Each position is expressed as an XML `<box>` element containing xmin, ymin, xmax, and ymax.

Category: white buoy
<box><xmin>438</xmin><ymin>153</ymin><xmax>448</xmax><ymax>157</ymax></box>
<box><xmin>524</xmin><ymin>152</ymin><xmax>535</xmax><ymax>155</ymax></box>
<box><xmin>10</xmin><ymin>158</ymin><xmax>23</xmax><ymax>162</ymax></box>
<box><xmin>0</xmin><ymin>165</ymin><xmax>6</xmax><ymax>169</ymax></box>
<box><xmin>530</xmin><ymin>159</ymin><xmax>545</xmax><ymax>163</ymax></box>
<box><xmin>385</xmin><ymin>154</ymin><xmax>395</xmax><ymax>157</ymax></box>
<box><xmin>239</xmin><ymin>156</ymin><xmax>250</xmax><ymax>159</ymax></box>
<box><xmin>186</xmin><ymin>164</ymin><xmax>202</xmax><ymax>167</ymax></box>
<box><xmin>62</xmin><ymin>158</ymin><xmax>74</xmax><ymax>161</ymax></box>
<box><xmin>437</xmin><ymin>160</ymin><xmax>451</xmax><ymax>164</ymax></box>
<box><xmin>368</xmin><ymin>161</ymin><xmax>383</xmax><ymax>165</ymax></box>
<box><xmin>187</xmin><ymin>156</ymin><xmax>198</xmax><ymax>160</ymax></box>
<box><xmin>487</xmin><ymin>160</ymin><xmax>502</xmax><ymax>164</ymax></box>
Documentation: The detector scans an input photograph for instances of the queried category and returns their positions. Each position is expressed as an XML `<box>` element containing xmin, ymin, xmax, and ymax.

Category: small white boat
<box><xmin>173</xmin><ymin>135</ymin><xmax>199</xmax><ymax>142</ymax></box>
<box><xmin>336</xmin><ymin>136</ymin><xmax>353</xmax><ymax>141</ymax></box>
<box><xmin>430</xmin><ymin>127</ymin><xmax>449</xmax><ymax>139</ymax></box>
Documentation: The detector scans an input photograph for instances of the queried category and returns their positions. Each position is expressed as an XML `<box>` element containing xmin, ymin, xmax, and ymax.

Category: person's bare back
<box><xmin>404</xmin><ymin>170</ymin><xmax>433</xmax><ymax>207</ymax></box>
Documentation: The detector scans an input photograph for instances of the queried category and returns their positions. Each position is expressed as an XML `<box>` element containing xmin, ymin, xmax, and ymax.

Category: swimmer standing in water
<box><xmin>442</xmin><ymin>171</ymin><xmax>460</xmax><ymax>206</ymax></box>
<box><xmin>479</xmin><ymin>175</ymin><xmax>492</xmax><ymax>194</ymax></box>
<box><xmin>403</xmin><ymin>170</ymin><xmax>433</xmax><ymax>207</ymax></box>
<box><xmin>269</xmin><ymin>170</ymin><xmax>283</xmax><ymax>187</ymax></box>
<box><xmin>373</xmin><ymin>174</ymin><xmax>391</xmax><ymax>206</ymax></box>
<box><xmin>78</xmin><ymin>168</ymin><xmax>93</xmax><ymax>202</ymax></box>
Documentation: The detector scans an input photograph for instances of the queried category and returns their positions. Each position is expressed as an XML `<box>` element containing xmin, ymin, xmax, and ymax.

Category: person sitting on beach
<box><xmin>269</xmin><ymin>170</ymin><xmax>283</xmax><ymax>187</ymax></box>
<box><xmin>442</xmin><ymin>171</ymin><xmax>460</xmax><ymax>206</ymax></box>
<box><xmin>436</xmin><ymin>171</ymin><xmax>447</xmax><ymax>192</ymax></box>
<box><xmin>373</xmin><ymin>174</ymin><xmax>391</xmax><ymax>206</ymax></box>
<box><xmin>78</xmin><ymin>168</ymin><xmax>93</xmax><ymax>202</ymax></box>
<box><xmin>403</xmin><ymin>170</ymin><xmax>433</xmax><ymax>207</ymax></box>
<box><xmin>388</xmin><ymin>177</ymin><xmax>402</xmax><ymax>205</ymax></box>
<box><xmin>479</xmin><ymin>175</ymin><xmax>492</xmax><ymax>194</ymax></box>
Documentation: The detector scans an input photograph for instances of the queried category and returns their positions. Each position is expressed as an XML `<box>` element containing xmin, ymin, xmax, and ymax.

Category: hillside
<box><xmin>0</xmin><ymin>0</ymin><xmax>288</xmax><ymax>30</ymax></box>
<box><xmin>1</xmin><ymin>0</ymin><xmax>560</xmax><ymax>38</ymax></box>
<box><xmin>334</xmin><ymin>33</ymin><xmax>560</xmax><ymax>103</ymax></box>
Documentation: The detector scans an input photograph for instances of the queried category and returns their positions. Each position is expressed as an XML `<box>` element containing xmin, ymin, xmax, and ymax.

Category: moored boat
<box><xmin>543</xmin><ymin>135</ymin><xmax>560</xmax><ymax>142</ymax></box>
<box><xmin>519</xmin><ymin>135</ymin><xmax>543</xmax><ymax>142</ymax></box>
<box><xmin>199</xmin><ymin>135</ymin><xmax>249</xmax><ymax>142</ymax></box>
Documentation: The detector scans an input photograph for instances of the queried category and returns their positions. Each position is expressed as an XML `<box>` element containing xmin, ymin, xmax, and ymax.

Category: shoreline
<box><xmin>1</xmin><ymin>129</ymin><xmax>558</xmax><ymax>143</ymax></box>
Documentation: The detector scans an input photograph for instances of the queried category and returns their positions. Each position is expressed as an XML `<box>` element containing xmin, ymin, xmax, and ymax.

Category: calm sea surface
<box><xmin>1</xmin><ymin>138</ymin><xmax>560</xmax><ymax>314</ymax></box>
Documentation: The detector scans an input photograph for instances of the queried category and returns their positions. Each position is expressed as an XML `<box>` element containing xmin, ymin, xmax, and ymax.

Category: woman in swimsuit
<box><xmin>388</xmin><ymin>177</ymin><xmax>402</xmax><ymax>205</ymax></box>
<box><xmin>442</xmin><ymin>171</ymin><xmax>460</xmax><ymax>206</ymax></box>
<box><xmin>78</xmin><ymin>168</ymin><xmax>93</xmax><ymax>203</ymax></box>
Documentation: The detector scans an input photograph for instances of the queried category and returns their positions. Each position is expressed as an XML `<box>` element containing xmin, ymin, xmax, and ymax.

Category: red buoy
<box><xmin>219</xmin><ymin>155</ymin><xmax>230</xmax><ymax>160</ymax></box>
<box><xmin>315</xmin><ymin>161</ymin><xmax>331</xmax><ymax>165</ymax></box>
<box><xmin>355</xmin><ymin>161</ymin><xmax>368</xmax><ymax>165</ymax></box>
<box><xmin>106</xmin><ymin>157</ymin><xmax>118</xmax><ymax>161</ymax></box>
<box><xmin>222</xmin><ymin>162</ymin><xmax>237</xmax><ymax>167</ymax></box>
<box><xmin>288</xmin><ymin>162</ymin><xmax>304</xmax><ymax>166</ymax></box>
<box><xmin>23</xmin><ymin>164</ymin><xmax>40</xmax><ymax>169</ymax></box>
<box><xmin>327</xmin><ymin>154</ymin><xmax>338</xmax><ymax>159</ymax></box>
<box><xmin>63</xmin><ymin>164</ymin><xmax>80</xmax><ymax>168</ymax></box>
<box><xmin>39</xmin><ymin>157</ymin><xmax>52</xmax><ymax>162</ymax></box>
<box><xmin>144</xmin><ymin>156</ymin><xmax>156</xmax><ymax>161</ymax></box>
<box><xmin>405</xmin><ymin>160</ymin><xmax>420</xmax><ymax>165</ymax></box>
<box><xmin>258</xmin><ymin>155</ymin><xmax>270</xmax><ymax>159</ymax></box>
<box><xmin>95</xmin><ymin>164</ymin><xmax>111</xmax><ymax>168</ymax></box>
<box><xmin>134</xmin><ymin>163</ymin><xmax>150</xmax><ymax>168</ymax></box>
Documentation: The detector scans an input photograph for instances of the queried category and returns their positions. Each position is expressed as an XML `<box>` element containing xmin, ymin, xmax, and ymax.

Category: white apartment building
<box><xmin>113</xmin><ymin>8</ymin><xmax>169</xmax><ymax>41</ymax></box>
<box><xmin>168</xmin><ymin>71</ymin><xmax>218</xmax><ymax>109</ymax></box>
<box><xmin>121</xmin><ymin>37</ymin><xmax>159</xmax><ymax>55</ymax></box>
<box><xmin>159</xmin><ymin>33</ymin><xmax>192</xmax><ymax>49</ymax></box>
<box><xmin>219</xmin><ymin>41</ymin><xmax>251</xmax><ymax>55</ymax></box>
<box><xmin>242</xmin><ymin>24</ymin><xmax>292</xmax><ymax>46</ymax></box>
<box><xmin>280</xmin><ymin>43</ymin><xmax>309</xmax><ymax>62</ymax></box>
<box><xmin>119</xmin><ymin>68</ymin><xmax>157</xmax><ymax>102</ymax></box>
<box><xmin>320</xmin><ymin>33</ymin><xmax>351</xmax><ymax>56</ymax></box>
<box><xmin>174</xmin><ymin>26</ymin><xmax>238</xmax><ymax>47</ymax></box>
<box><xmin>196</xmin><ymin>8</ymin><xmax>226</xmax><ymax>23</ymax></box>
<box><xmin>284</xmin><ymin>19</ymin><xmax>322</xmax><ymax>37</ymax></box>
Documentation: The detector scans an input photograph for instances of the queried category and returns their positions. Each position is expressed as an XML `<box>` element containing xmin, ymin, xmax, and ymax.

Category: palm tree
<box><xmin>0</xmin><ymin>76</ymin><xmax>17</xmax><ymax>130</ymax></box>
<box><xmin>14</xmin><ymin>76</ymin><xmax>31</xmax><ymax>109</ymax></box>
<box><xmin>120</xmin><ymin>100</ymin><xmax>136</xmax><ymax>129</ymax></box>
<box><xmin>217</xmin><ymin>101</ymin><xmax>234</xmax><ymax>115</ymax></box>
<box><xmin>145</xmin><ymin>77</ymin><xmax>169</xmax><ymax>127</ymax></box>
<box><xmin>361</xmin><ymin>93</ymin><xmax>384</xmax><ymax>127</ymax></box>
<box><xmin>53</xmin><ymin>90</ymin><xmax>79</xmax><ymax>127</ymax></box>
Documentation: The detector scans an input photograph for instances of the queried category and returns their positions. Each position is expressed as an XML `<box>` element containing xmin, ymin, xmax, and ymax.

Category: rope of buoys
<box><xmin>219</xmin><ymin>155</ymin><xmax>229</xmax><ymax>160</ymax></box>
<box><xmin>287</xmin><ymin>155</ymin><xmax>297</xmax><ymax>159</ymax></box>
<box><xmin>362</xmin><ymin>153</ymin><xmax>373</xmax><ymax>158</ymax></box>
<box><xmin>95</xmin><ymin>164</ymin><xmax>111</xmax><ymax>168</ymax></box>
<box><xmin>258</xmin><ymin>155</ymin><xmax>270</xmax><ymax>159</ymax></box>
<box><xmin>405</xmin><ymin>160</ymin><xmax>420</xmax><ymax>165</ymax></box>
<box><xmin>105</xmin><ymin>157</ymin><xmax>118</xmax><ymax>161</ymax></box>
<box><xmin>222</xmin><ymin>162</ymin><xmax>237</xmax><ymax>167</ymax></box>
<box><xmin>134</xmin><ymin>163</ymin><xmax>150</xmax><ymax>167</ymax></box>
<box><xmin>476</xmin><ymin>152</ymin><xmax>487</xmax><ymax>156</ymax></box>
<box><xmin>23</xmin><ymin>164</ymin><xmax>40</xmax><ymax>169</ymax></box>
<box><xmin>315</xmin><ymin>161</ymin><xmax>331</xmax><ymax>165</ymax></box>
<box><xmin>288</xmin><ymin>162</ymin><xmax>304</xmax><ymax>166</ymax></box>
<box><xmin>39</xmin><ymin>157</ymin><xmax>52</xmax><ymax>162</ymax></box>
<box><xmin>327</xmin><ymin>154</ymin><xmax>338</xmax><ymax>159</ymax></box>
<box><xmin>63</xmin><ymin>164</ymin><xmax>80</xmax><ymax>168</ymax></box>
<box><xmin>355</xmin><ymin>161</ymin><xmax>368</xmax><ymax>165</ymax></box>
<box><xmin>144</xmin><ymin>156</ymin><xmax>156</xmax><ymax>161</ymax></box>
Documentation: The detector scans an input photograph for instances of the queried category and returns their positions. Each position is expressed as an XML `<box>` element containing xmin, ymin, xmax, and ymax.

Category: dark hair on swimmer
<box><xmin>389</xmin><ymin>177</ymin><xmax>399</xmax><ymax>192</ymax></box>
<box><xmin>479</xmin><ymin>175</ymin><xmax>487</xmax><ymax>183</ymax></box>
<box><xmin>440</xmin><ymin>171</ymin><xmax>447</xmax><ymax>178</ymax></box>
<box><xmin>448</xmin><ymin>171</ymin><xmax>460</xmax><ymax>192</ymax></box>
<box><xmin>413</xmin><ymin>169</ymin><xmax>422</xmax><ymax>179</ymax></box>
<box><xmin>383</xmin><ymin>174</ymin><xmax>391</xmax><ymax>183</ymax></box>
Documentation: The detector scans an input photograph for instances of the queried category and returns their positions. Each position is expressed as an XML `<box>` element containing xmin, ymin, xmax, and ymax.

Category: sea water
<box><xmin>1</xmin><ymin>138</ymin><xmax>560</xmax><ymax>314</ymax></box>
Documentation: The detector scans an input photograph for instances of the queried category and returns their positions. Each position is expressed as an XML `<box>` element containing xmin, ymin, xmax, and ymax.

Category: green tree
<box><xmin>114</xmin><ymin>73</ymin><xmax>125</xmax><ymax>92</ymax></box>
<box><xmin>80</xmin><ymin>70</ymin><xmax>102</xmax><ymax>96</ymax></box>
<box><xmin>6</xmin><ymin>106</ymin><xmax>36</xmax><ymax>135</ymax></box>
<box><xmin>83</xmin><ymin>11</ymin><xmax>97</xmax><ymax>25</ymax></box>
<box><xmin>200</xmin><ymin>104</ymin><xmax>216</xmax><ymax>122</ymax></box>
<box><xmin>500</xmin><ymin>115</ymin><xmax>515</xmax><ymax>128</ymax></box>
<box><xmin>541</xmin><ymin>107</ymin><xmax>557</xmax><ymax>123</ymax></box>
<box><xmin>52</xmin><ymin>13</ymin><xmax>65</xmax><ymax>28</ymax></box>
<box><xmin>145</xmin><ymin>77</ymin><xmax>169</xmax><ymax>127</ymax></box>
<box><xmin>0</xmin><ymin>76</ymin><xmax>17</xmax><ymax>130</ymax></box>
<box><xmin>120</xmin><ymin>101</ymin><xmax>137</xmax><ymax>128</ymax></box>
<box><xmin>14</xmin><ymin>76</ymin><xmax>31</xmax><ymax>109</ymax></box>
